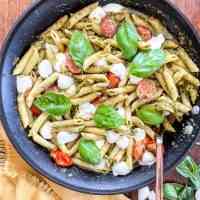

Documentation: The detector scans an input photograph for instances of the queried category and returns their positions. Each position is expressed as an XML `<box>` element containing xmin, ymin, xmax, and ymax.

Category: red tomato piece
<box><xmin>47</xmin><ymin>83</ymin><xmax>58</xmax><ymax>92</ymax></box>
<box><xmin>132</xmin><ymin>141</ymin><xmax>145</xmax><ymax>161</ymax></box>
<box><xmin>137</xmin><ymin>25</ymin><xmax>152</xmax><ymax>41</ymax></box>
<box><xmin>100</xmin><ymin>16</ymin><xmax>117</xmax><ymax>38</ymax></box>
<box><xmin>136</xmin><ymin>79</ymin><xmax>157</xmax><ymax>100</ymax></box>
<box><xmin>65</xmin><ymin>53</ymin><xmax>81</xmax><ymax>74</ymax></box>
<box><xmin>50</xmin><ymin>149</ymin><xmax>73</xmax><ymax>167</ymax></box>
<box><xmin>106</xmin><ymin>72</ymin><xmax>120</xmax><ymax>88</ymax></box>
<box><xmin>144</xmin><ymin>137</ymin><xmax>156</xmax><ymax>153</ymax></box>
<box><xmin>31</xmin><ymin>105</ymin><xmax>41</xmax><ymax>117</ymax></box>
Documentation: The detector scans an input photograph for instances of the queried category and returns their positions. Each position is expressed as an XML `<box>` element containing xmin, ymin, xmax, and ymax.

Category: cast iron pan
<box><xmin>0</xmin><ymin>0</ymin><xmax>200</xmax><ymax>194</ymax></box>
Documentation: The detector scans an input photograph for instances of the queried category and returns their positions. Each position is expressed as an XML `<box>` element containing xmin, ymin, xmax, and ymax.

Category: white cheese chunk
<box><xmin>196</xmin><ymin>188</ymin><xmax>200</xmax><ymax>200</ymax></box>
<box><xmin>138</xmin><ymin>186</ymin><xmax>150</xmax><ymax>200</ymax></box>
<box><xmin>112</xmin><ymin>161</ymin><xmax>131</xmax><ymax>176</ymax></box>
<box><xmin>110</xmin><ymin>63</ymin><xmax>127</xmax><ymax>80</ymax></box>
<box><xmin>77</xmin><ymin>102</ymin><xmax>96</xmax><ymax>120</ymax></box>
<box><xmin>183</xmin><ymin>124</ymin><xmax>193</xmax><ymax>135</ymax></box>
<box><xmin>38</xmin><ymin>59</ymin><xmax>53</xmax><ymax>78</ymax></box>
<box><xmin>148</xmin><ymin>34</ymin><xmax>165</xmax><ymax>49</ymax></box>
<box><xmin>16</xmin><ymin>75</ymin><xmax>33</xmax><ymax>94</ymax></box>
<box><xmin>96</xmin><ymin>139</ymin><xmax>105</xmax><ymax>149</ymax></box>
<box><xmin>95</xmin><ymin>58</ymin><xmax>108</xmax><ymax>67</ymax></box>
<box><xmin>116</xmin><ymin>106</ymin><xmax>126</xmax><ymax>118</ymax></box>
<box><xmin>116</xmin><ymin>135</ymin><xmax>129</xmax><ymax>149</ymax></box>
<box><xmin>106</xmin><ymin>131</ymin><xmax>119</xmax><ymax>144</ymax></box>
<box><xmin>54</xmin><ymin>53</ymin><xmax>66</xmax><ymax>72</ymax></box>
<box><xmin>57</xmin><ymin>74</ymin><xmax>74</xmax><ymax>90</ymax></box>
<box><xmin>139</xmin><ymin>151</ymin><xmax>156</xmax><ymax>166</ymax></box>
<box><xmin>129</xmin><ymin>75</ymin><xmax>143</xmax><ymax>85</ymax></box>
<box><xmin>103</xmin><ymin>3</ymin><xmax>124</xmax><ymax>13</ymax></box>
<box><xmin>89</xmin><ymin>7</ymin><xmax>106</xmax><ymax>23</ymax></box>
<box><xmin>57</xmin><ymin>131</ymin><xmax>79</xmax><ymax>145</ymax></box>
<box><xmin>192</xmin><ymin>105</ymin><xmax>200</xmax><ymax>115</ymax></box>
<box><xmin>40</xmin><ymin>121</ymin><xmax>52</xmax><ymax>140</ymax></box>
<box><xmin>163</xmin><ymin>111</ymin><xmax>171</xmax><ymax>116</ymax></box>
<box><xmin>132</xmin><ymin>128</ymin><xmax>146</xmax><ymax>142</ymax></box>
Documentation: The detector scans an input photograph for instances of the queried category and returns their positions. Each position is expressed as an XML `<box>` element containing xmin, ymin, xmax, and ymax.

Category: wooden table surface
<box><xmin>0</xmin><ymin>0</ymin><xmax>200</xmax><ymax>198</ymax></box>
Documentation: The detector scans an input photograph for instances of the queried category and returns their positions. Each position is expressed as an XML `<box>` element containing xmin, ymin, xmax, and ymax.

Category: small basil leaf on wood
<box><xmin>94</xmin><ymin>104</ymin><xmax>124</xmax><ymax>129</ymax></box>
<box><xmin>164</xmin><ymin>183</ymin><xmax>184</xmax><ymax>200</ymax></box>
<box><xmin>136</xmin><ymin>104</ymin><xmax>164</xmax><ymax>126</ymax></box>
<box><xmin>116</xmin><ymin>21</ymin><xmax>140</xmax><ymax>61</ymax></box>
<box><xmin>79</xmin><ymin>139</ymin><xmax>101</xmax><ymax>165</ymax></box>
<box><xmin>128</xmin><ymin>49</ymin><xmax>166</xmax><ymax>78</ymax></box>
<box><xmin>178</xmin><ymin>186</ymin><xmax>195</xmax><ymax>200</ymax></box>
<box><xmin>69</xmin><ymin>31</ymin><xmax>94</xmax><ymax>67</ymax></box>
<box><xmin>176</xmin><ymin>156</ymin><xmax>200</xmax><ymax>189</ymax></box>
<box><xmin>34</xmin><ymin>92</ymin><xmax>71</xmax><ymax>116</ymax></box>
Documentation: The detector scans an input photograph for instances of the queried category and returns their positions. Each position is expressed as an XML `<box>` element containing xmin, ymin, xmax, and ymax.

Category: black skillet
<box><xmin>0</xmin><ymin>0</ymin><xmax>200</xmax><ymax>195</ymax></box>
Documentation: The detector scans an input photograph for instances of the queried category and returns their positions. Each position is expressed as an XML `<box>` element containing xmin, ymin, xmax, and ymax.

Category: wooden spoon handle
<box><xmin>156</xmin><ymin>136</ymin><xmax>164</xmax><ymax>200</ymax></box>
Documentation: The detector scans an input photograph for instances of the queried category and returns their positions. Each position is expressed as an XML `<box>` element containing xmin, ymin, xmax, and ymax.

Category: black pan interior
<box><xmin>0</xmin><ymin>0</ymin><xmax>199</xmax><ymax>194</ymax></box>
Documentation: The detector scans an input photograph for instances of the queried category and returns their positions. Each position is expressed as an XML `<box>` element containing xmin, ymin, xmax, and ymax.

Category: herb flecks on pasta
<box><xmin>13</xmin><ymin>2</ymin><xmax>199</xmax><ymax>176</ymax></box>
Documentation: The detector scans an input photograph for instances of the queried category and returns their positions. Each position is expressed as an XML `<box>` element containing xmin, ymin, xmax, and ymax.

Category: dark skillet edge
<box><xmin>0</xmin><ymin>0</ymin><xmax>200</xmax><ymax>195</ymax></box>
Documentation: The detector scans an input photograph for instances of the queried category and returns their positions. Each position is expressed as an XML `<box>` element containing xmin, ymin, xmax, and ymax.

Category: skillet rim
<box><xmin>0</xmin><ymin>0</ymin><xmax>200</xmax><ymax>194</ymax></box>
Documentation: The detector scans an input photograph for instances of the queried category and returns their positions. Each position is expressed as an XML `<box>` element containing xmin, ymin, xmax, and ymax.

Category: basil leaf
<box><xmin>69</xmin><ymin>31</ymin><xmax>94</xmax><ymax>66</ymax></box>
<box><xmin>178</xmin><ymin>186</ymin><xmax>195</xmax><ymax>200</ymax></box>
<box><xmin>128</xmin><ymin>49</ymin><xmax>166</xmax><ymax>78</ymax></box>
<box><xmin>34</xmin><ymin>92</ymin><xmax>71</xmax><ymax>116</ymax></box>
<box><xmin>176</xmin><ymin>156</ymin><xmax>200</xmax><ymax>189</ymax></box>
<box><xmin>136</xmin><ymin>104</ymin><xmax>164</xmax><ymax>126</ymax></box>
<box><xmin>79</xmin><ymin>139</ymin><xmax>101</xmax><ymax>165</ymax></box>
<box><xmin>116</xmin><ymin>21</ymin><xmax>140</xmax><ymax>61</ymax></box>
<box><xmin>94</xmin><ymin>104</ymin><xmax>124</xmax><ymax>129</ymax></box>
<box><xmin>164</xmin><ymin>183</ymin><xmax>184</xmax><ymax>200</ymax></box>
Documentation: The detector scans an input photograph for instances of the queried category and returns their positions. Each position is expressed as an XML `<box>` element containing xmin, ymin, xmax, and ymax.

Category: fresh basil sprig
<box><xmin>164</xmin><ymin>183</ymin><xmax>195</xmax><ymax>200</ymax></box>
<box><xmin>116</xmin><ymin>21</ymin><xmax>140</xmax><ymax>61</ymax></box>
<box><xmin>79</xmin><ymin>139</ymin><xmax>101</xmax><ymax>165</ymax></box>
<box><xmin>94</xmin><ymin>104</ymin><xmax>124</xmax><ymax>129</ymax></box>
<box><xmin>176</xmin><ymin>156</ymin><xmax>200</xmax><ymax>189</ymax></box>
<box><xmin>164</xmin><ymin>156</ymin><xmax>200</xmax><ymax>200</ymax></box>
<box><xmin>128</xmin><ymin>49</ymin><xmax>166</xmax><ymax>78</ymax></box>
<box><xmin>136</xmin><ymin>104</ymin><xmax>164</xmax><ymax>126</ymax></box>
<box><xmin>69</xmin><ymin>31</ymin><xmax>94</xmax><ymax>67</ymax></box>
<box><xmin>34</xmin><ymin>92</ymin><xmax>71</xmax><ymax>116</ymax></box>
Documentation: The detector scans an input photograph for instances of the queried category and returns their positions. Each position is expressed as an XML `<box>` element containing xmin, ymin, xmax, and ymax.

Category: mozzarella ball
<box><xmin>148</xmin><ymin>34</ymin><xmax>165</xmax><ymax>49</ymax></box>
<box><xmin>112</xmin><ymin>161</ymin><xmax>130</xmax><ymax>176</ymax></box>
<box><xmin>40</xmin><ymin>121</ymin><xmax>52</xmax><ymax>139</ymax></box>
<box><xmin>57</xmin><ymin>74</ymin><xmax>74</xmax><ymax>89</ymax></box>
<box><xmin>95</xmin><ymin>159</ymin><xmax>107</xmax><ymax>170</ymax></box>
<box><xmin>139</xmin><ymin>151</ymin><xmax>156</xmax><ymax>166</ymax></box>
<box><xmin>65</xmin><ymin>84</ymin><xmax>77</xmax><ymax>97</ymax></box>
<box><xmin>89</xmin><ymin>7</ymin><xmax>106</xmax><ymax>23</ymax></box>
<box><xmin>57</xmin><ymin>131</ymin><xmax>79</xmax><ymax>145</ymax></box>
<box><xmin>110</xmin><ymin>63</ymin><xmax>127</xmax><ymax>80</ymax></box>
<box><xmin>77</xmin><ymin>102</ymin><xmax>96</xmax><ymax>120</ymax></box>
<box><xmin>103</xmin><ymin>3</ymin><xmax>124</xmax><ymax>13</ymax></box>
<box><xmin>54</xmin><ymin>53</ymin><xmax>66</xmax><ymax>72</ymax></box>
<box><xmin>132</xmin><ymin>128</ymin><xmax>146</xmax><ymax>142</ymax></box>
<box><xmin>38</xmin><ymin>59</ymin><xmax>53</xmax><ymax>78</ymax></box>
<box><xmin>106</xmin><ymin>131</ymin><xmax>119</xmax><ymax>144</ymax></box>
<box><xmin>16</xmin><ymin>75</ymin><xmax>33</xmax><ymax>93</ymax></box>
<box><xmin>116</xmin><ymin>136</ymin><xmax>129</xmax><ymax>149</ymax></box>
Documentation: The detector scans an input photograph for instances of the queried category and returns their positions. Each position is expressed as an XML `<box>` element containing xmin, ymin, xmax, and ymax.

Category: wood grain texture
<box><xmin>0</xmin><ymin>0</ymin><xmax>199</xmax><ymax>198</ymax></box>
